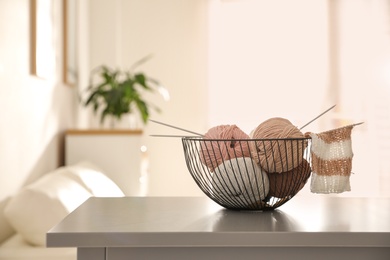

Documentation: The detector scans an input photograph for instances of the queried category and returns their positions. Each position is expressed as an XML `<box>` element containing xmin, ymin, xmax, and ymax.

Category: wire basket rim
<box><xmin>182</xmin><ymin>137</ymin><xmax>311</xmax><ymax>141</ymax></box>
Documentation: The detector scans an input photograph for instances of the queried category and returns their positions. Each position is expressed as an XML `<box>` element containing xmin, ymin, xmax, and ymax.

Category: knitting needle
<box><xmin>299</xmin><ymin>104</ymin><xmax>336</xmax><ymax>130</ymax></box>
<box><xmin>352</xmin><ymin>122</ymin><xmax>364</xmax><ymax>127</ymax></box>
<box><xmin>149</xmin><ymin>119</ymin><xmax>204</xmax><ymax>136</ymax></box>
<box><xmin>150</xmin><ymin>134</ymin><xmax>201</xmax><ymax>138</ymax></box>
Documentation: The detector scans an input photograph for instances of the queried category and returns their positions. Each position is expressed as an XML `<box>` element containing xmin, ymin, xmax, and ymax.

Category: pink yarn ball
<box><xmin>200</xmin><ymin>125</ymin><xmax>250</xmax><ymax>172</ymax></box>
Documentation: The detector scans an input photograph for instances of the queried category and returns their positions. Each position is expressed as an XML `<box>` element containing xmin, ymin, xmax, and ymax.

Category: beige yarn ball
<box><xmin>250</xmin><ymin>117</ymin><xmax>307</xmax><ymax>173</ymax></box>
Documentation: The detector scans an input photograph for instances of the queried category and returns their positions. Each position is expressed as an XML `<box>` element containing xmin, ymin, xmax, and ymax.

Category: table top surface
<box><xmin>47</xmin><ymin>196</ymin><xmax>390</xmax><ymax>248</ymax></box>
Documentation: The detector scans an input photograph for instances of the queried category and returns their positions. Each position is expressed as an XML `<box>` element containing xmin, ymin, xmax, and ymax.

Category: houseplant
<box><xmin>82</xmin><ymin>55</ymin><xmax>168</xmax><ymax>127</ymax></box>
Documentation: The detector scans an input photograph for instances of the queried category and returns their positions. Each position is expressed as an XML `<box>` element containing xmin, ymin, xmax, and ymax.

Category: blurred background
<box><xmin>1</xmin><ymin>0</ymin><xmax>390</xmax><ymax>202</ymax></box>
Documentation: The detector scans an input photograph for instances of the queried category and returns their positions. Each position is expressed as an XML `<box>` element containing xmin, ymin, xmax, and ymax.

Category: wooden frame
<box><xmin>63</xmin><ymin>0</ymin><xmax>77</xmax><ymax>86</ymax></box>
<box><xmin>30</xmin><ymin>0</ymin><xmax>55</xmax><ymax>79</ymax></box>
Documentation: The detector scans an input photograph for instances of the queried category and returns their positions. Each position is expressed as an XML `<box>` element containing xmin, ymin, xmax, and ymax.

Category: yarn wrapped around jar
<box><xmin>200</xmin><ymin>125</ymin><xmax>250</xmax><ymax>172</ymax></box>
<box><xmin>267</xmin><ymin>159</ymin><xmax>311</xmax><ymax>198</ymax></box>
<box><xmin>212</xmin><ymin>157</ymin><xmax>269</xmax><ymax>206</ymax></box>
<box><xmin>249</xmin><ymin>117</ymin><xmax>307</xmax><ymax>173</ymax></box>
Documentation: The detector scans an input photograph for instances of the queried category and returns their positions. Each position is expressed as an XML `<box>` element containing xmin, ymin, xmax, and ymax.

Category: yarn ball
<box><xmin>212</xmin><ymin>157</ymin><xmax>269</xmax><ymax>204</ymax></box>
<box><xmin>250</xmin><ymin>117</ymin><xmax>307</xmax><ymax>173</ymax></box>
<box><xmin>200</xmin><ymin>125</ymin><xmax>250</xmax><ymax>172</ymax></box>
<box><xmin>267</xmin><ymin>159</ymin><xmax>311</xmax><ymax>198</ymax></box>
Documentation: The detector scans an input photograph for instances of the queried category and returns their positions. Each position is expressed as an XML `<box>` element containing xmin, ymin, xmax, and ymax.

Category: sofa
<box><xmin>0</xmin><ymin>161</ymin><xmax>126</xmax><ymax>260</ymax></box>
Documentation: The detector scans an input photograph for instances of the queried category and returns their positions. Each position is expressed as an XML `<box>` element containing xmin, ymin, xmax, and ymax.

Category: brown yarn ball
<box><xmin>250</xmin><ymin>117</ymin><xmax>307</xmax><ymax>173</ymax></box>
<box><xmin>200</xmin><ymin>125</ymin><xmax>251</xmax><ymax>172</ymax></box>
<box><xmin>267</xmin><ymin>160</ymin><xmax>312</xmax><ymax>198</ymax></box>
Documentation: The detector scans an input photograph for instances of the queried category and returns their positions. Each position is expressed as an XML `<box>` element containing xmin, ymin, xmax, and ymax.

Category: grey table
<box><xmin>47</xmin><ymin>196</ymin><xmax>390</xmax><ymax>260</ymax></box>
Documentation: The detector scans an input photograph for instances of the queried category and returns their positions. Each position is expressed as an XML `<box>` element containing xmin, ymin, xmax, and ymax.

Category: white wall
<box><xmin>0</xmin><ymin>0</ymin><xmax>77</xmax><ymax>197</ymax></box>
<box><xmin>207</xmin><ymin>0</ymin><xmax>390</xmax><ymax>198</ymax></box>
<box><xmin>0</xmin><ymin>0</ymin><xmax>77</xmax><ymax>240</ymax></box>
<box><xmin>86</xmin><ymin>0</ymin><xmax>209</xmax><ymax>196</ymax></box>
<box><xmin>328</xmin><ymin>0</ymin><xmax>390</xmax><ymax>197</ymax></box>
<box><xmin>208</xmin><ymin>0</ymin><xmax>329</xmax><ymax>134</ymax></box>
<box><xmin>86</xmin><ymin>0</ymin><xmax>329</xmax><ymax>197</ymax></box>
<box><xmin>85</xmin><ymin>0</ymin><xmax>390</xmax><ymax>198</ymax></box>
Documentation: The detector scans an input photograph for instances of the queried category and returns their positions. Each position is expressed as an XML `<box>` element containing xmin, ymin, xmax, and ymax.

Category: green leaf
<box><xmin>134</xmin><ymin>73</ymin><xmax>152</xmax><ymax>90</ymax></box>
<box><xmin>81</xmin><ymin>56</ymin><xmax>164</xmax><ymax>126</ymax></box>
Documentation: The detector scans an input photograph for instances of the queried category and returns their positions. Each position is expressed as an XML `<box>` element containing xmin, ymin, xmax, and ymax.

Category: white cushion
<box><xmin>64</xmin><ymin>161</ymin><xmax>125</xmax><ymax>197</ymax></box>
<box><xmin>4</xmin><ymin>168</ymin><xmax>92</xmax><ymax>246</ymax></box>
<box><xmin>4</xmin><ymin>162</ymin><xmax>125</xmax><ymax>246</ymax></box>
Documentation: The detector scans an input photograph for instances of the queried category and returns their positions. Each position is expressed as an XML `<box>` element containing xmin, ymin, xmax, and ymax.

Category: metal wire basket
<box><xmin>182</xmin><ymin>137</ymin><xmax>312</xmax><ymax>211</ymax></box>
